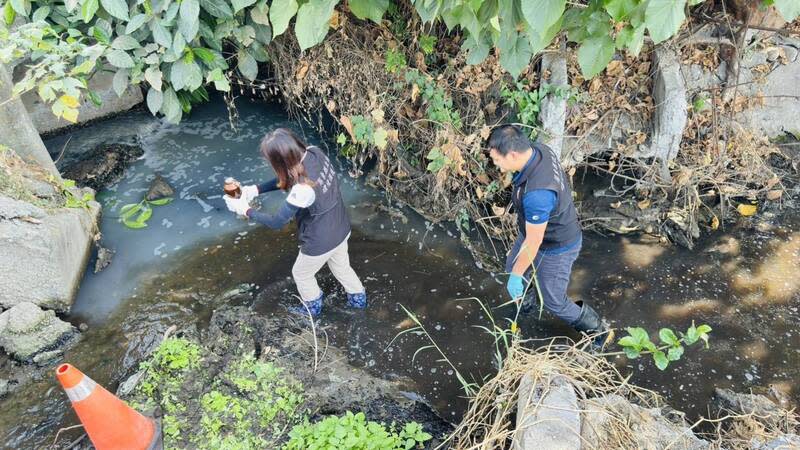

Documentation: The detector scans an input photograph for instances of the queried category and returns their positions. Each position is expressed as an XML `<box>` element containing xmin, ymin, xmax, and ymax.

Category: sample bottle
<box><xmin>224</xmin><ymin>177</ymin><xmax>242</xmax><ymax>198</ymax></box>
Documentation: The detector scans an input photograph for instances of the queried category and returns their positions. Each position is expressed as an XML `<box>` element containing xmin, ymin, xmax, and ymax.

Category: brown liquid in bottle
<box><xmin>224</xmin><ymin>177</ymin><xmax>241</xmax><ymax>198</ymax></box>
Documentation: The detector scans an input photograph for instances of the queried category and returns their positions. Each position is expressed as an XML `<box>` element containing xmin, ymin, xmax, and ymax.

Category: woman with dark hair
<box><xmin>224</xmin><ymin>127</ymin><xmax>367</xmax><ymax>316</ymax></box>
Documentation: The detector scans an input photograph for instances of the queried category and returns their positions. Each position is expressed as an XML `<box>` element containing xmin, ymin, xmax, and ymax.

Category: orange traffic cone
<box><xmin>56</xmin><ymin>363</ymin><xmax>162</xmax><ymax>450</ymax></box>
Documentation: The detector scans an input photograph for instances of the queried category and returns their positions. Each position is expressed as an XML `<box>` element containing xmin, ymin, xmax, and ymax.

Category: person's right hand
<box><xmin>241</xmin><ymin>185</ymin><xmax>259</xmax><ymax>203</ymax></box>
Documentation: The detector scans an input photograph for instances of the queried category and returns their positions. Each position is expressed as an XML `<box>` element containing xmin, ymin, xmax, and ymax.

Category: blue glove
<box><xmin>506</xmin><ymin>274</ymin><xmax>527</xmax><ymax>300</ymax></box>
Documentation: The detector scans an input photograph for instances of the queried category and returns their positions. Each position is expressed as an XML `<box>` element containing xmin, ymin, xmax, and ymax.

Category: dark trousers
<box><xmin>505</xmin><ymin>236</ymin><xmax>582</xmax><ymax>325</ymax></box>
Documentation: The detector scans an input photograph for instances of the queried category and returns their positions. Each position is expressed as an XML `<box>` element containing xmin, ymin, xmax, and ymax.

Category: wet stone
<box><xmin>0</xmin><ymin>302</ymin><xmax>77</xmax><ymax>361</ymax></box>
<box><xmin>145</xmin><ymin>173</ymin><xmax>175</xmax><ymax>201</ymax></box>
<box><xmin>0</xmin><ymin>196</ymin><xmax>45</xmax><ymax>220</ymax></box>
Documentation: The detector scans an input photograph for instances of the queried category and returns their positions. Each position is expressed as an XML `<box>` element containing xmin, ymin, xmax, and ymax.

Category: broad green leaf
<box><xmin>233</xmin><ymin>24</ymin><xmax>255</xmax><ymax>46</ymax></box>
<box><xmin>192</xmin><ymin>47</ymin><xmax>215</xmax><ymax>63</ymax></box>
<box><xmin>207</xmin><ymin>67</ymin><xmax>230</xmax><ymax>91</ymax></box>
<box><xmin>270</xmin><ymin>0</ymin><xmax>297</xmax><ymax>37</ymax></box>
<box><xmin>170</xmin><ymin>58</ymin><xmax>203</xmax><ymax>91</ymax></box>
<box><xmin>71</xmin><ymin>59</ymin><xmax>96</xmax><ymax>75</ymax></box>
<box><xmin>9</xmin><ymin>0</ymin><xmax>27</xmax><ymax>16</ymax></box>
<box><xmin>348</xmin><ymin>0</ymin><xmax>388</xmax><ymax>23</ymax></box>
<box><xmin>145</xmin><ymin>66</ymin><xmax>163</xmax><ymax>91</ymax></box>
<box><xmin>577</xmin><ymin>34</ymin><xmax>615</xmax><ymax>78</ymax></box>
<box><xmin>3</xmin><ymin>2</ymin><xmax>15</xmax><ymax>25</ymax></box>
<box><xmin>100</xmin><ymin>0</ymin><xmax>129</xmax><ymax>20</ymax></box>
<box><xmin>161</xmin><ymin>87</ymin><xmax>182</xmax><ymax>123</ymax></box>
<box><xmin>152</xmin><ymin>21</ymin><xmax>172</xmax><ymax>47</ymax></box>
<box><xmin>237</xmin><ymin>48</ymin><xmax>257</xmax><ymax>80</ymax></box>
<box><xmin>616</xmin><ymin>24</ymin><xmax>645</xmax><ymax>55</ymax></box>
<box><xmin>146</xmin><ymin>87</ymin><xmax>163</xmax><ymax>114</ymax></box>
<box><xmin>653</xmin><ymin>350</ymin><xmax>669</xmax><ymax>370</ymax></box>
<box><xmin>125</xmin><ymin>13</ymin><xmax>148</xmax><ymax>33</ymax></box>
<box><xmin>106</xmin><ymin>49</ymin><xmax>135</xmax><ymax>68</ymax></box>
<box><xmin>696</xmin><ymin>324</ymin><xmax>712</xmax><ymax>334</ymax></box>
<box><xmin>112</xmin><ymin>35</ymin><xmax>141</xmax><ymax>50</ymax></box>
<box><xmin>112</xmin><ymin>69</ymin><xmax>129</xmax><ymax>96</ymax></box>
<box><xmin>123</xmin><ymin>218</ymin><xmax>147</xmax><ymax>228</ymax></box>
<box><xmin>179</xmin><ymin>0</ymin><xmax>200</xmax><ymax>41</ymax></box>
<box><xmin>294</xmin><ymin>0</ymin><xmax>337</xmax><ymax>51</ymax></box>
<box><xmin>659</xmin><ymin>328</ymin><xmax>679</xmax><ymax>346</ymax></box>
<box><xmin>684</xmin><ymin>324</ymin><xmax>699</xmax><ymax>345</ymax></box>
<box><xmin>773</xmin><ymin>0</ymin><xmax>800</xmax><ymax>21</ymax></box>
<box><xmin>252</xmin><ymin>18</ymin><xmax>272</xmax><ymax>44</ymax></box>
<box><xmin>81</xmin><ymin>0</ymin><xmax>99</xmax><ymax>22</ymax></box>
<box><xmin>626</xmin><ymin>327</ymin><xmax>649</xmax><ymax>346</ymax></box>
<box><xmin>232</xmin><ymin>0</ymin><xmax>256</xmax><ymax>13</ymax></box>
<box><xmin>462</xmin><ymin>33</ymin><xmax>490</xmax><ymax>65</ymax></box>
<box><xmin>617</xmin><ymin>336</ymin><xmax>639</xmax><ymax>349</ymax></box>
<box><xmin>136</xmin><ymin>206</ymin><xmax>153</xmax><ymax>223</ymax></box>
<box><xmin>604</xmin><ymin>0</ymin><xmax>636</xmax><ymax>21</ymax></box>
<box><xmin>172</xmin><ymin>31</ymin><xmax>187</xmax><ymax>55</ymax></box>
<box><xmin>623</xmin><ymin>347</ymin><xmax>640</xmax><ymax>359</ymax></box>
<box><xmin>249</xmin><ymin>41</ymin><xmax>269</xmax><ymax>62</ymax></box>
<box><xmin>667</xmin><ymin>345</ymin><xmax>684</xmax><ymax>361</ymax></box>
<box><xmin>119</xmin><ymin>202</ymin><xmax>141</xmax><ymax>219</ymax></box>
<box><xmin>199</xmin><ymin>0</ymin><xmax>232</xmax><ymax>19</ymax></box>
<box><xmin>148</xmin><ymin>197</ymin><xmax>173</xmax><ymax>205</ymax></box>
<box><xmin>645</xmin><ymin>0</ymin><xmax>686</xmax><ymax>44</ymax></box>
<box><xmin>521</xmin><ymin>0</ymin><xmax>564</xmax><ymax>39</ymax></box>
<box><xmin>31</xmin><ymin>5</ymin><xmax>50</xmax><ymax>20</ymax></box>
<box><xmin>528</xmin><ymin>15</ymin><xmax>562</xmax><ymax>55</ymax></box>
<box><xmin>250</xmin><ymin>0</ymin><xmax>269</xmax><ymax>24</ymax></box>
<box><xmin>498</xmin><ymin>31</ymin><xmax>533</xmax><ymax>78</ymax></box>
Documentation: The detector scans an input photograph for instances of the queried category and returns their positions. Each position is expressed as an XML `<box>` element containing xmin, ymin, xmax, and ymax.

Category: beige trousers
<box><xmin>292</xmin><ymin>235</ymin><xmax>364</xmax><ymax>302</ymax></box>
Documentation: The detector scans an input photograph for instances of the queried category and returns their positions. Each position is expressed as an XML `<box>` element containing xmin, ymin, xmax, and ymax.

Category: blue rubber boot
<box><xmin>346</xmin><ymin>292</ymin><xmax>367</xmax><ymax>309</ymax></box>
<box><xmin>289</xmin><ymin>294</ymin><xmax>323</xmax><ymax>317</ymax></box>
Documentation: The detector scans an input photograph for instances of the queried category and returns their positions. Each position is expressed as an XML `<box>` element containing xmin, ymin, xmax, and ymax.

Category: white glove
<box><xmin>224</xmin><ymin>195</ymin><xmax>251</xmax><ymax>216</ymax></box>
<box><xmin>241</xmin><ymin>184</ymin><xmax>259</xmax><ymax>203</ymax></box>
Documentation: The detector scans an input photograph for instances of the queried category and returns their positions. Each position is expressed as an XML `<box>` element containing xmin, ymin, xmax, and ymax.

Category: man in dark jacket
<box><xmin>487</xmin><ymin>124</ymin><xmax>613</xmax><ymax>348</ymax></box>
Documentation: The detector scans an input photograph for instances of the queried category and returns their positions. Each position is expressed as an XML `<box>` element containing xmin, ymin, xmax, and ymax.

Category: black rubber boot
<box><xmin>572</xmin><ymin>301</ymin><xmax>614</xmax><ymax>351</ymax></box>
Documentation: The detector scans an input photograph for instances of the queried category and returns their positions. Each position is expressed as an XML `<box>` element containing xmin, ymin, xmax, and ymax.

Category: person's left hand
<box><xmin>224</xmin><ymin>195</ymin><xmax>250</xmax><ymax>216</ymax></box>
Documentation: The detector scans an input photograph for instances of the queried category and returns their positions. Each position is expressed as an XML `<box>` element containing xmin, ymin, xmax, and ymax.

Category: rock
<box><xmin>581</xmin><ymin>394</ymin><xmax>710</xmax><ymax>450</ymax></box>
<box><xmin>145</xmin><ymin>173</ymin><xmax>175</xmax><ymax>201</ymax></box>
<box><xmin>539</xmin><ymin>48</ymin><xmax>568</xmax><ymax>159</ymax></box>
<box><xmin>513</xmin><ymin>374</ymin><xmax>581</xmax><ymax>450</ymax></box>
<box><xmin>79</xmin><ymin>323</ymin><xmax>89</xmax><ymax>332</ymax></box>
<box><xmin>649</xmin><ymin>46</ymin><xmax>688</xmax><ymax>163</ymax></box>
<box><xmin>94</xmin><ymin>245</ymin><xmax>114</xmax><ymax>273</ymax></box>
<box><xmin>21</xmin><ymin>70</ymin><xmax>143</xmax><ymax>135</ymax></box>
<box><xmin>20</xmin><ymin>177</ymin><xmax>59</xmax><ymax>200</ymax></box>
<box><xmin>0</xmin><ymin>302</ymin><xmax>78</xmax><ymax>361</ymax></box>
<box><xmin>0</xmin><ymin>195</ymin><xmax>100</xmax><ymax>311</ymax></box>
<box><xmin>213</xmin><ymin>283</ymin><xmax>257</xmax><ymax>304</ymax></box>
<box><xmin>0</xmin><ymin>378</ymin><xmax>8</xmax><ymax>398</ymax></box>
<box><xmin>712</xmin><ymin>388</ymin><xmax>783</xmax><ymax>417</ymax></box>
<box><xmin>0</xmin><ymin>195</ymin><xmax>45</xmax><ymax>220</ymax></box>
<box><xmin>62</xmin><ymin>143</ymin><xmax>144</xmax><ymax>191</ymax></box>
<box><xmin>751</xmin><ymin>434</ymin><xmax>800</xmax><ymax>450</ymax></box>
<box><xmin>32</xmin><ymin>349</ymin><xmax>63</xmax><ymax>365</ymax></box>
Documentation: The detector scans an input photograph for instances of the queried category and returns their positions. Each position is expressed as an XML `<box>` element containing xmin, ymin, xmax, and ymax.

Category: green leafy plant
<box><xmin>61</xmin><ymin>179</ymin><xmax>95</xmax><ymax>208</ymax></box>
<box><xmin>425</xmin><ymin>147</ymin><xmax>450</xmax><ymax>173</ymax></box>
<box><xmin>384</xmin><ymin>47</ymin><xmax>407</xmax><ymax>74</ymax></box>
<box><xmin>614</xmin><ymin>322</ymin><xmax>712</xmax><ymax>370</ymax></box>
<box><xmin>284</xmin><ymin>411</ymin><xmax>432</xmax><ymax>450</ymax></box>
<box><xmin>501</xmin><ymin>81</ymin><xmax>542</xmax><ymax>137</ymax></box>
<box><xmin>405</xmin><ymin>69</ymin><xmax>462</xmax><ymax>129</ymax></box>
<box><xmin>418</xmin><ymin>34</ymin><xmax>436</xmax><ymax>55</ymax></box>
<box><xmin>118</xmin><ymin>196</ymin><xmax>172</xmax><ymax>229</ymax></box>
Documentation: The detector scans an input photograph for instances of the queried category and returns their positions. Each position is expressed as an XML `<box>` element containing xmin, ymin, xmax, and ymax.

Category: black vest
<box><xmin>295</xmin><ymin>146</ymin><xmax>351</xmax><ymax>256</ymax></box>
<box><xmin>511</xmin><ymin>142</ymin><xmax>581</xmax><ymax>249</ymax></box>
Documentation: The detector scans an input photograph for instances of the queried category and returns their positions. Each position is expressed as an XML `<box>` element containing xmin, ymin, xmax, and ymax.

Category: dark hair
<box><xmin>487</xmin><ymin>124</ymin><xmax>531</xmax><ymax>156</ymax></box>
<box><xmin>259</xmin><ymin>128</ymin><xmax>311</xmax><ymax>190</ymax></box>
